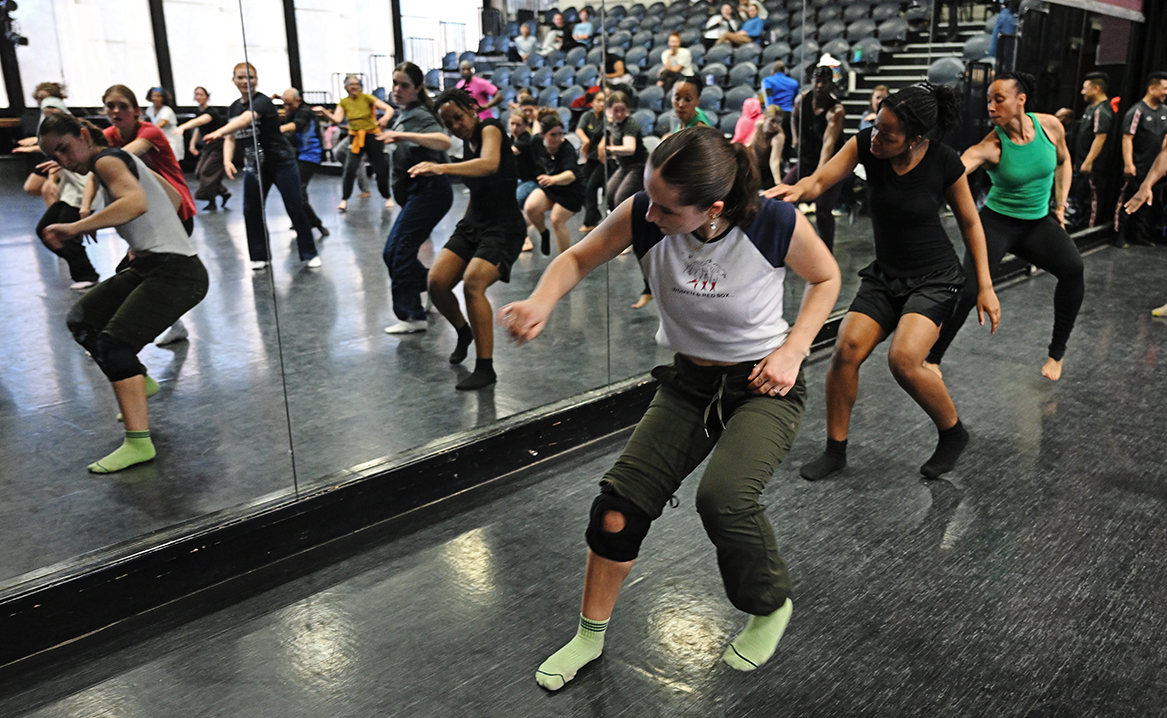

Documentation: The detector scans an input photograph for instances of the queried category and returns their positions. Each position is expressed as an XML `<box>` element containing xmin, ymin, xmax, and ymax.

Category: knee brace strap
<box><xmin>585</xmin><ymin>487</ymin><xmax>652</xmax><ymax>563</ymax></box>
<box><xmin>94</xmin><ymin>333</ymin><xmax>145</xmax><ymax>382</ymax></box>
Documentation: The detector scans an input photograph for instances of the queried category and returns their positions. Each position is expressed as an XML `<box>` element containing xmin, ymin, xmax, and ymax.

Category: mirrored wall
<box><xmin>2</xmin><ymin>0</ymin><xmax>874</xmax><ymax>592</ymax></box>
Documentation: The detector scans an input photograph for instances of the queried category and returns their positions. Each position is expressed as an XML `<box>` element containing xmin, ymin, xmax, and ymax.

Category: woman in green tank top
<box><xmin>926</xmin><ymin>72</ymin><xmax>1084</xmax><ymax>383</ymax></box>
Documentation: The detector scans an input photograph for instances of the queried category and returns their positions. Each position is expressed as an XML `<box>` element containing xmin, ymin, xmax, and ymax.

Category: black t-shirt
<box><xmin>463</xmin><ymin>118</ymin><xmax>522</xmax><ymax>223</ymax></box>
<box><xmin>512</xmin><ymin>129</ymin><xmax>539</xmax><ymax>181</ymax></box>
<box><xmin>577</xmin><ymin>110</ymin><xmax>605</xmax><ymax>161</ymax></box>
<box><xmin>1075</xmin><ymin>100</ymin><xmax>1113</xmax><ymax>168</ymax></box>
<box><xmin>855</xmin><ymin>127</ymin><xmax>964</xmax><ymax>277</ymax></box>
<box><xmin>609</xmin><ymin>116</ymin><xmax>647</xmax><ymax>169</ymax></box>
<box><xmin>1122</xmin><ymin>99</ymin><xmax>1167</xmax><ymax>176</ymax></box>
<box><xmin>529</xmin><ymin>134</ymin><xmax>583</xmax><ymax>205</ymax></box>
<box><xmin>228</xmin><ymin>92</ymin><xmax>295</xmax><ymax>169</ymax></box>
<box><xmin>195</xmin><ymin>106</ymin><xmax>227</xmax><ymax>148</ymax></box>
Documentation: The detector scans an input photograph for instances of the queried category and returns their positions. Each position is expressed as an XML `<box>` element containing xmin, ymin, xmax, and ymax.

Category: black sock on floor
<box><xmin>449</xmin><ymin>324</ymin><xmax>473</xmax><ymax>364</ymax></box>
<box><xmin>457</xmin><ymin>358</ymin><xmax>496</xmax><ymax>390</ymax></box>
<box><xmin>920</xmin><ymin>420</ymin><xmax>969</xmax><ymax>479</ymax></box>
<box><xmin>800</xmin><ymin>438</ymin><xmax>847</xmax><ymax>481</ymax></box>
<box><xmin>540</xmin><ymin>229</ymin><xmax>551</xmax><ymax>256</ymax></box>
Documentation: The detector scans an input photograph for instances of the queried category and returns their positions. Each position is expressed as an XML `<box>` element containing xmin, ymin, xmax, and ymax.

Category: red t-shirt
<box><xmin>103</xmin><ymin>122</ymin><xmax>196</xmax><ymax>221</ymax></box>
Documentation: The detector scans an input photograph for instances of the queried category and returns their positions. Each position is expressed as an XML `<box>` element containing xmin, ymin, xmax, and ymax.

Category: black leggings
<box><xmin>341</xmin><ymin>137</ymin><xmax>389</xmax><ymax>200</ymax></box>
<box><xmin>37</xmin><ymin>201</ymin><xmax>99</xmax><ymax>283</ymax></box>
<box><xmin>928</xmin><ymin>207</ymin><xmax>1084</xmax><ymax>364</ymax></box>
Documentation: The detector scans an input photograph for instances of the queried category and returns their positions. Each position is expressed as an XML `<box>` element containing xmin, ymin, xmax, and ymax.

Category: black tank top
<box><xmin>463</xmin><ymin>117</ymin><xmax>521</xmax><ymax>224</ymax></box>
<box><xmin>797</xmin><ymin>91</ymin><xmax>839</xmax><ymax>179</ymax></box>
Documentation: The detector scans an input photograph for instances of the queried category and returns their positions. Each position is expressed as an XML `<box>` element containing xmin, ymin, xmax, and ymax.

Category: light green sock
<box><xmin>116</xmin><ymin>375</ymin><xmax>159</xmax><ymax>422</ymax></box>
<box><xmin>88</xmin><ymin>430</ymin><xmax>156</xmax><ymax>474</ymax></box>
<box><xmin>722</xmin><ymin>598</ymin><xmax>793</xmax><ymax>671</ymax></box>
<box><xmin>535</xmin><ymin>615</ymin><xmax>608</xmax><ymax>691</ymax></box>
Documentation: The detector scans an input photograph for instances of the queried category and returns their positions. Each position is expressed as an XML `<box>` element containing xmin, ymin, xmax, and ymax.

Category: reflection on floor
<box><xmin>0</xmin><ymin>163</ymin><xmax>886</xmax><ymax>585</ymax></box>
<box><xmin>3</xmin><ymin>242</ymin><xmax>1166</xmax><ymax>716</ymax></box>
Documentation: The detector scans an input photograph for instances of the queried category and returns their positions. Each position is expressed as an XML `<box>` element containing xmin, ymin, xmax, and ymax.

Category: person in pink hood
<box><xmin>732</xmin><ymin>97</ymin><xmax>763</xmax><ymax>145</ymax></box>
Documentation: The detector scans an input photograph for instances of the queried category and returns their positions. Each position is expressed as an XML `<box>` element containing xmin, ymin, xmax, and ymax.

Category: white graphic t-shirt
<box><xmin>631</xmin><ymin>192</ymin><xmax>797</xmax><ymax>363</ymax></box>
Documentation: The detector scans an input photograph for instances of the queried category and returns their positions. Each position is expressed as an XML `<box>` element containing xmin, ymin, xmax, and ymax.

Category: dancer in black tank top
<box><xmin>411</xmin><ymin>89</ymin><xmax>526</xmax><ymax>390</ymax></box>
<box><xmin>782</xmin><ymin>67</ymin><xmax>846</xmax><ymax>251</ymax></box>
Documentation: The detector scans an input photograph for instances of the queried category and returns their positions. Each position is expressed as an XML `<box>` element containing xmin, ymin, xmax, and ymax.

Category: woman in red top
<box><xmin>87</xmin><ymin>85</ymin><xmax>197</xmax><ymax>235</ymax></box>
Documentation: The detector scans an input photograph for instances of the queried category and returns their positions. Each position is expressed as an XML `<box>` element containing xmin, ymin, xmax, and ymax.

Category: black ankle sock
<box><xmin>456</xmin><ymin>358</ymin><xmax>497</xmax><ymax>390</ymax></box>
<box><xmin>449</xmin><ymin>324</ymin><xmax>473</xmax><ymax>364</ymax></box>
<box><xmin>920</xmin><ymin>420</ymin><xmax>969</xmax><ymax>479</ymax></box>
<box><xmin>540</xmin><ymin>229</ymin><xmax>551</xmax><ymax>256</ymax></box>
<box><xmin>801</xmin><ymin>439</ymin><xmax>847</xmax><ymax>481</ymax></box>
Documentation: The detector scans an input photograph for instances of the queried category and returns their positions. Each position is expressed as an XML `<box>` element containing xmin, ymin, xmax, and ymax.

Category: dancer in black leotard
<box><xmin>410</xmin><ymin>89</ymin><xmax>527</xmax><ymax>390</ymax></box>
<box><xmin>925</xmin><ymin>72</ymin><xmax>1081</xmax><ymax>382</ymax></box>
<box><xmin>768</xmin><ymin>83</ymin><xmax>1000</xmax><ymax>480</ymax></box>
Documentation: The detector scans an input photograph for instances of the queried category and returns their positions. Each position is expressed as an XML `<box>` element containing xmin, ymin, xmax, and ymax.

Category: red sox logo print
<box><xmin>685</xmin><ymin>259</ymin><xmax>727</xmax><ymax>292</ymax></box>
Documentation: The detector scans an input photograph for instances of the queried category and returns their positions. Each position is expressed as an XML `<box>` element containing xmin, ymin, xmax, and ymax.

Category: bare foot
<box><xmin>632</xmin><ymin>294</ymin><xmax>653</xmax><ymax>309</ymax></box>
<box><xmin>1152</xmin><ymin>302</ymin><xmax>1167</xmax><ymax>317</ymax></box>
<box><xmin>385</xmin><ymin>197</ymin><xmax>395</xmax><ymax>208</ymax></box>
<box><xmin>1041</xmin><ymin>357</ymin><xmax>1063</xmax><ymax>381</ymax></box>
<box><xmin>522</xmin><ymin>238</ymin><xmax>534</xmax><ymax>252</ymax></box>
<box><xmin>579</xmin><ymin>225</ymin><xmax>595</xmax><ymax>233</ymax></box>
<box><xmin>923</xmin><ymin>361</ymin><xmax>943</xmax><ymax>379</ymax></box>
<box><xmin>337</xmin><ymin>200</ymin><xmax>348</xmax><ymax>212</ymax></box>
<box><xmin>359</xmin><ymin>192</ymin><xmax>372</xmax><ymax>199</ymax></box>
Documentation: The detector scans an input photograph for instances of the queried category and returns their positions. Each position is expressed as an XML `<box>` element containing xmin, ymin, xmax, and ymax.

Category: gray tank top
<box><xmin>96</xmin><ymin>148</ymin><xmax>197</xmax><ymax>257</ymax></box>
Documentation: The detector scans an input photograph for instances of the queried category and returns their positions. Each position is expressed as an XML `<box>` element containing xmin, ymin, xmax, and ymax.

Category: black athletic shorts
<box><xmin>444</xmin><ymin>215</ymin><xmax>527</xmax><ymax>283</ymax></box>
<box><xmin>848</xmin><ymin>261</ymin><xmax>965</xmax><ymax>333</ymax></box>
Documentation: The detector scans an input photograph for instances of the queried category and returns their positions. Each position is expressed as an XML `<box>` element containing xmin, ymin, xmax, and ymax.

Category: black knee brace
<box><xmin>585</xmin><ymin>486</ymin><xmax>652</xmax><ymax>563</ymax></box>
<box><xmin>93</xmin><ymin>333</ymin><xmax>145</xmax><ymax>382</ymax></box>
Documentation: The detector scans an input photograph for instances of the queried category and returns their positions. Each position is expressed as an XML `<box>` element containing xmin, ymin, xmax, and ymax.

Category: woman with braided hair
<box><xmin>925</xmin><ymin>72</ymin><xmax>1082</xmax><ymax>382</ymax></box>
<box><xmin>768</xmin><ymin>82</ymin><xmax>1001</xmax><ymax>481</ymax></box>
<box><xmin>409</xmin><ymin>88</ymin><xmax>526</xmax><ymax>390</ymax></box>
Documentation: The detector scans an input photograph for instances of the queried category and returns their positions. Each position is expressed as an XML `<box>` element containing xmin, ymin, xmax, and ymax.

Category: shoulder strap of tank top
<box><xmin>1029</xmin><ymin>112</ymin><xmax>1053</xmax><ymax>148</ymax></box>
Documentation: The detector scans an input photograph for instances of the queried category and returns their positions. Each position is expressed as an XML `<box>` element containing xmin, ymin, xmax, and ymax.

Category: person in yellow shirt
<box><xmin>314</xmin><ymin>75</ymin><xmax>395</xmax><ymax>210</ymax></box>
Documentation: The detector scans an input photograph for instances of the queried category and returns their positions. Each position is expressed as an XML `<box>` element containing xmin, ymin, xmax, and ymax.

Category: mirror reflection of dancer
<box><xmin>768</xmin><ymin>83</ymin><xmax>1000</xmax><ymax>481</ymax></box>
<box><xmin>524</xmin><ymin>110</ymin><xmax>584</xmax><ymax>256</ymax></box>
<box><xmin>38</xmin><ymin>114</ymin><xmax>208</xmax><ymax>473</ymax></box>
<box><xmin>409</xmin><ymin>89</ymin><xmax>527</xmax><ymax>390</ymax></box>
<box><xmin>925</xmin><ymin>72</ymin><xmax>1081</xmax><ymax>382</ymax></box>
<box><xmin>503</xmin><ymin>127</ymin><xmax>841</xmax><ymax>690</ymax></box>
<box><xmin>204</xmin><ymin>63</ymin><xmax>321</xmax><ymax>270</ymax></box>
<box><xmin>313</xmin><ymin>75</ymin><xmax>394</xmax><ymax>211</ymax></box>
<box><xmin>174</xmin><ymin>87</ymin><xmax>232</xmax><ymax>210</ymax></box>
<box><xmin>94</xmin><ymin>84</ymin><xmax>198</xmax><ymax>345</ymax></box>
<box><xmin>376</xmin><ymin>62</ymin><xmax>454</xmax><ymax>335</ymax></box>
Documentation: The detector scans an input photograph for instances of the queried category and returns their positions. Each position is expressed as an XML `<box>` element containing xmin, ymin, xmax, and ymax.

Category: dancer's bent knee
<box><xmin>585</xmin><ymin>486</ymin><xmax>652</xmax><ymax>563</ymax></box>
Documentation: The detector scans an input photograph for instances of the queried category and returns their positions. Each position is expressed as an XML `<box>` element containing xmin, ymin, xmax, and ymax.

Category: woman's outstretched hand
<box><xmin>497</xmin><ymin>300</ymin><xmax>550</xmax><ymax>345</ymax></box>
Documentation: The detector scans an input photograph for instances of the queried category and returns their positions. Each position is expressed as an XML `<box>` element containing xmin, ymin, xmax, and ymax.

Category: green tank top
<box><xmin>985</xmin><ymin>113</ymin><xmax>1057</xmax><ymax>220</ymax></box>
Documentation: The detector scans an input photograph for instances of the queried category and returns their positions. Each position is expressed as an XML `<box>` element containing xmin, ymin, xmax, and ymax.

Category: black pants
<box><xmin>37</xmin><ymin>201</ymin><xmax>99</xmax><ymax>283</ymax></box>
<box><xmin>582</xmin><ymin>158</ymin><xmax>605</xmax><ymax>227</ymax></box>
<box><xmin>783</xmin><ymin>163</ymin><xmax>843</xmax><ymax>252</ymax></box>
<box><xmin>933</xmin><ymin>0</ymin><xmax>960</xmax><ymax>38</ymax></box>
<box><xmin>1115</xmin><ymin>175</ymin><xmax>1165</xmax><ymax>245</ymax></box>
<box><xmin>297</xmin><ymin>159</ymin><xmax>323</xmax><ymax>228</ymax></box>
<box><xmin>341</xmin><ymin>137</ymin><xmax>390</xmax><ymax>200</ymax></box>
<box><xmin>928</xmin><ymin>207</ymin><xmax>1084</xmax><ymax>364</ymax></box>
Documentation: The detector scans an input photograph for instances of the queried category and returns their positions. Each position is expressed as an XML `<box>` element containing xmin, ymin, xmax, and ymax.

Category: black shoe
<box><xmin>1130</xmin><ymin>236</ymin><xmax>1156</xmax><ymax>247</ymax></box>
<box><xmin>540</xmin><ymin>229</ymin><xmax>551</xmax><ymax>256</ymax></box>
<box><xmin>316</xmin><ymin>224</ymin><xmax>330</xmax><ymax>238</ymax></box>
<box><xmin>204</xmin><ymin>200</ymin><xmax>217</xmax><ymax>211</ymax></box>
<box><xmin>220</xmin><ymin>191</ymin><xmax>231</xmax><ymax>208</ymax></box>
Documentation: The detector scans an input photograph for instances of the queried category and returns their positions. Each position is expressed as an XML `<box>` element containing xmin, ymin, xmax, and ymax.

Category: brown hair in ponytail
<box><xmin>38</xmin><ymin>112</ymin><xmax>109</xmax><ymax>147</ymax></box>
<box><xmin>648</xmin><ymin>125</ymin><xmax>759</xmax><ymax>227</ymax></box>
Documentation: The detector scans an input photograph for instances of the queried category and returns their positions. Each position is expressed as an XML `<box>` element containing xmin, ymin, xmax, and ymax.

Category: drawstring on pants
<box><xmin>702</xmin><ymin>373</ymin><xmax>728</xmax><ymax>437</ymax></box>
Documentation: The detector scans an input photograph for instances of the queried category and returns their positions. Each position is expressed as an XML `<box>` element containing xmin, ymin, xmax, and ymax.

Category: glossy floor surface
<box><xmin>3</xmin><ymin>241</ymin><xmax>1166</xmax><ymax>716</ymax></box>
<box><xmin>0</xmin><ymin>159</ymin><xmax>882</xmax><ymax>585</ymax></box>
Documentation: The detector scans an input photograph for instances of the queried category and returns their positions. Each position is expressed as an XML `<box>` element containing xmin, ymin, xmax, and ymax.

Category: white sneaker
<box><xmin>69</xmin><ymin>280</ymin><xmax>97</xmax><ymax>291</ymax></box>
<box><xmin>306</xmin><ymin>256</ymin><xmax>323</xmax><ymax>269</ymax></box>
<box><xmin>384</xmin><ymin>319</ymin><xmax>427</xmax><ymax>334</ymax></box>
<box><xmin>250</xmin><ymin>261</ymin><xmax>270</xmax><ymax>271</ymax></box>
<box><xmin>156</xmin><ymin>320</ymin><xmax>189</xmax><ymax>345</ymax></box>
